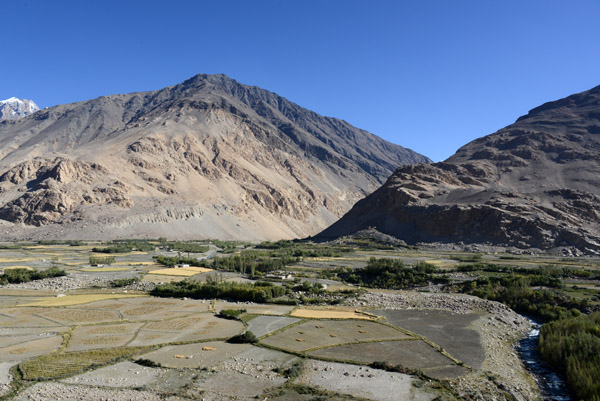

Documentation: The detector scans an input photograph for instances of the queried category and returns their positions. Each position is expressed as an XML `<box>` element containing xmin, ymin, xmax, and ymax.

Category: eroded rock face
<box><xmin>318</xmin><ymin>85</ymin><xmax>600</xmax><ymax>254</ymax></box>
<box><xmin>0</xmin><ymin>74</ymin><xmax>429</xmax><ymax>239</ymax></box>
<box><xmin>0</xmin><ymin>158</ymin><xmax>132</xmax><ymax>226</ymax></box>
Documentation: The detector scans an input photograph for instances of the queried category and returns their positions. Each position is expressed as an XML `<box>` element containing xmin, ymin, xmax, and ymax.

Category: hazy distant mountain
<box><xmin>0</xmin><ymin>74</ymin><xmax>429</xmax><ymax>240</ymax></box>
<box><xmin>0</xmin><ymin>97</ymin><xmax>39</xmax><ymax>120</ymax></box>
<box><xmin>318</xmin><ymin>85</ymin><xmax>600</xmax><ymax>254</ymax></box>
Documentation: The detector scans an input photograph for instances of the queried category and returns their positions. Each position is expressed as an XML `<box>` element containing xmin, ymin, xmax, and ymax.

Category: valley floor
<box><xmin>1</xmin><ymin>241</ymin><xmax>596</xmax><ymax>400</ymax></box>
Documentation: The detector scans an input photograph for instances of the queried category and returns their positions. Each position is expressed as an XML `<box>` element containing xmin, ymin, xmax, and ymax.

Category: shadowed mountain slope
<box><xmin>0</xmin><ymin>74</ymin><xmax>429</xmax><ymax>240</ymax></box>
<box><xmin>317</xmin><ymin>85</ymin><xmax>600</xmax><ymax>254</ymax></box>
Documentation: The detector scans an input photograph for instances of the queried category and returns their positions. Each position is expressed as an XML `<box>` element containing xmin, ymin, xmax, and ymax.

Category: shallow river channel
<box><xmin>516</xmin><ymin>319</ymin><xmax>571</xmax><ymax>401</ymax></box>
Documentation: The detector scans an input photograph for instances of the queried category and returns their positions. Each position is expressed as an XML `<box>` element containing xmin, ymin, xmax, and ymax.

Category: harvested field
<box><xmin>140</xmin><ymin>341</ymin><xmax>251</xmax><ymax>369</ymax></box>
<box><xmin>38</xmin><ymin>309</ymin><xmax>119</xmax><ymax>324</ymax></box>
<box><xmin>21</xmin><ymin>293</ymin><xmax>145</xmax><ymax>307</ymax></box>
<box><xmin>0</xmin><ymin>329</ymin><xmax>65</xmax><ymax>348</ymax></box>
<box><xmin>131</xmin><ymin>315</ymin><xmax>243</xmax><ymax>346</ymax></box>
<box><xmin>142</xmin><ymin>274</ymin><xmax>188</xmax><ymax>283</ymax></box>
<box><xmin>19</xmin><ymin>346</ymin><xmax>153</xmax><ymax>380</ymax></box>
<box><xmin>147</xmin><ymin>267</ymin><xmax>213</xmax><ymax>276</ymax></box>
<box><xmin>0</xmin><ymin>289</ymin><xmax>58</xmax><ymax>297</ymax></box>
<box><xmin>67</xmin><ymin>323</ymin><xmax>143</xmax><ymax>351</ymax></box>
<box><xmin>291</xmin><ymin>307</ymin><xmax>374</xmax><ymax>320</ymax></box>
<box><xmin>0</xmin><ymin>258</ymin><xmax>35</xmax><ymax>263</ymax></box>
<box><xmin>215</xmin><ymin>301</ymin><xmax>294</xmax><ymax>316</ymax></box>
<box><xmin>307</xmin><ymin>340</ymin><xmax>461</xmax><ymax>375</ymax></box>
<box><xmin>79</xmin><ymin>267</ymin><xmax>131</xmax><ymax>272</ymax></box>
<box><xmin>0</xmin><ymin>335</ymin><xmax>63</xmax><ymax>363</ymax></box>
<box><xmin>260</xmin><ymin>319</ymin><xmax>411</xmax><ymax>352</ymax></box>
<box><xmin>246</xmin><ymin>315</ymin><xmax>300</xmax><ymax>338</ymax></box>
<box><xmin>373</xmin><ymin>309</ymin><xmax>485</xmax><ymax>368</ymax></box>
<box><xmin>297</xmin><ymin>359</ymin><xmax>438</xmax><ymax>401</ymax></box>
<box><xmin>0</xmin><ymin>310</ymin><xmax>61</xmax><ymax>327</ymax></box>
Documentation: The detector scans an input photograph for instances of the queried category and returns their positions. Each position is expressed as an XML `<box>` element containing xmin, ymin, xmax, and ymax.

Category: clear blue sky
<box><xmin>1</xmin><ymin>1</ymin><xmax>599</xmax><ymax>161</ymax></box>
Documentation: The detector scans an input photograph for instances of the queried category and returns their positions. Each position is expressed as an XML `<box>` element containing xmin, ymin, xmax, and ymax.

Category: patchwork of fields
<box><xmin>1</xmin><ymin>241</ymin><xmax>596</xmax><ymax>400</ymax></box>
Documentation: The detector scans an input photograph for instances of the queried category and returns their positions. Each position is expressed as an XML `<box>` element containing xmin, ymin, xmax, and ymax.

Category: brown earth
<box><xmin>318</xmin><ymin>84</ymin><xmax>600</xmax><ymax>254</ymax></box>
<box><xmin>0</xmin><ymin>74</ymin><xmax>429</xmax><ymax>240</ymax></box>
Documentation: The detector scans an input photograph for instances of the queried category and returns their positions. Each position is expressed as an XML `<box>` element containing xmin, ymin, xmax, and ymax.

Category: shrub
<box><xmin>228</xmin><ymin>330</ymin><xmax>258</xmax><ymax>344</ymax></box>
<box><xmin>218</xmin><ymin>309</ymin><xmax>246</xmax><ymax>320</ymax></box>
<box><xmin>134</xmin><ymin>358</ymin><xmax>162</xmax><ymax>368</ymax></box>
<box><xmin>89</xmin><ymin>256</ymin><xmax>115</xmax><ymax>265</ymax></box>
<box><xmin>110</xmin><ymin>277</ymin><xmax>140</xmax><ymax>288</ymax></box>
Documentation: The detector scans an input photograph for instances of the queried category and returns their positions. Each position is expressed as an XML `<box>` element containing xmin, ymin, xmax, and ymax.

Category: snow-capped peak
<box><xmin>0</xmin><ymin>97</ymin><xmax>21</xmax><ymax>103</ymax></box>
<box><xmin>0</xmin><ymin>97</ymin><xmax>40</xmax><ymax>120</ymax></box>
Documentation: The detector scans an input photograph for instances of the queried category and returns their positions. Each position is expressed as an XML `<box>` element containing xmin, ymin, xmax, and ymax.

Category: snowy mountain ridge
<box><xmin>0</xmin><ymin>97</ymin><xmax>39</xmax><ymax>120</ymax></box>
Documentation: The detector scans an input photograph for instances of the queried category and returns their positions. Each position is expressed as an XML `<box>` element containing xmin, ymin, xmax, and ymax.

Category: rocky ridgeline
<box><xmin>0</xmin><ymin>74</ymin><xmax>429</xmax><ymax>241</ymax></box>
<box><xmin>318</xmin><ymin>84</ymin><xmax>600</xmax><ymax>254</ymax></box>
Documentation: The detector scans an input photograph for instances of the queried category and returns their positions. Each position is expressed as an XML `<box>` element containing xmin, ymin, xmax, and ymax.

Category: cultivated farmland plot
<box><xmin>260</xmin><ymin>319</ymin><xmax>411</xmax><ymax>352</ymax></box>
<box><xmin>0</xmin><ymin>241</ymin><xmax>582</xmax><ymax>400</ymax></box>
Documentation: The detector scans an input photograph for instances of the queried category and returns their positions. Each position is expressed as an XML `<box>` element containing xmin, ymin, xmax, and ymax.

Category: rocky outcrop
<box><xmin>0</xmin><ymin>158</ymin><xmax>132</xmax><ymax>226</ymax></box>
<box><xmin>318</xmin><ymin>85</ymin><xmax>600</xmax><ymax>254</ymax></box>
<box><xmin>0</xmin><ymin>74</ymin><xmax>429</xmax><ymax>240</ymax></box>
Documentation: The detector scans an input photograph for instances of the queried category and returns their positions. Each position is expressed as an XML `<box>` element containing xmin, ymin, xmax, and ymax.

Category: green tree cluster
<box><xmin>150</xmin><ymin>280</ymin><xmax>286</xmax><ymax>303</ymax></box>
<box><xmin>463</xmin><ymin>276</ymin><xmax>586</xmax><ymax>322</ymax></box>
<box><xmin>0</xmin><ymin>267</ymin><xmax>65</xmax><ymax>284</ymax></box>
<box><xmin>540</xmin><ymin>312</ymin><xmax>600</xmax><ymax>401</ymax></box>
<box><xmin>340</xmin><ymin>258</ymin><xmax>445</xmax><ymax>289</ymax></box>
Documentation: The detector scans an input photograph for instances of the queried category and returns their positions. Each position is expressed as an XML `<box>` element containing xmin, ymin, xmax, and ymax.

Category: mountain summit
<box><xmin>318</xmin><ymin>85</ymin><xmax>600</xmax><ymax>254</ymax></box>
<box><xmin>0</xmin><ymin>74</ymin><xmax>429</xmax><ymax>240</ymax></box>
<box><xmin>0</xmin><ymin>97</ymin><xmax>39</xmax><ymax>120</ymax></box>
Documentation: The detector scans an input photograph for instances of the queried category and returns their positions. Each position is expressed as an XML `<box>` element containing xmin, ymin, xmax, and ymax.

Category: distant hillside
<box><xmin>0</xmin><ymin>74</ymin><xmax>429</xmax><ymax>240</ymax></box>
<box><xmin>317</xmin><ymin>85</ymin><xmax>600</xmax><ymax>255</ymax></box>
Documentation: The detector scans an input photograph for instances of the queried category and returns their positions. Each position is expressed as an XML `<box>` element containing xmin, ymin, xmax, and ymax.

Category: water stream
<box><xmin>516</xmin><ymin>319</ymin><xmax>571</xmax><ymax>401</ymax></box>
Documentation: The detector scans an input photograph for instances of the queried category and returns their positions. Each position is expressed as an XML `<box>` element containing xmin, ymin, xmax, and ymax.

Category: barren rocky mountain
<box><xmin>318</xmin><ymin>85</ymin><xmax>600</xmax><ymax>254</ymax></box>
<box><xmin>0</xmin><ymin>97</ymin><xmax>39</xmax><ymax>121</ymax></box>
<box><xmin>0</xmin><ymin>74</ymin><xmax>429</xmax><ymax>240</ymax></box>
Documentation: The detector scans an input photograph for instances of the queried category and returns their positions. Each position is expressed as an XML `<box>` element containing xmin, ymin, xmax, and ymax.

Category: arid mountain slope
<box><xmin>318</xmin><ymin>85</ymin><xmax>600</xmax><ymax>254</ymax></box>
<box><xmin>0</xmin><ymin>74</ymin><xmax>429</xmax><ymax>240</ymax></box>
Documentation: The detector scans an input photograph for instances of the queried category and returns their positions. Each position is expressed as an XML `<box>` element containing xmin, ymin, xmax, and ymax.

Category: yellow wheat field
<box><xmin>21</xmin><ymin>293</ymin><xmax>145</xmax><ymax>307</ymax></box>
<box><xmin>148</xmin><ymin>267</ymin><xmax>213</xmax><ymax>276</ymax></box>
<box><xmin>3</xmin><ymin>266</ymin><xmax>34</xmax><ymax>270</ymax></box>
<box><xmin>0</xmin><ymin>258</ymin><xmax>36</xmax><ymax>263</ymax></box>
<box><xmin>80</xmin><ymin>267</ymin><xmax>131</xmax><ymax>272</ymax></box>
<box><xmin>424</xmin><ymin>259</ymin><xmax>456</xmax><ymax>267</ymax></box>
<box><xmin>290</xmin><ymin>308</ymin><xmax>375</xmax><ymax>320</ymax></box>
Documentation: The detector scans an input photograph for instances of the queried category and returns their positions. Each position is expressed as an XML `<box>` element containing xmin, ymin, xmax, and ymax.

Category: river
<box><xmin>516</xmin><ymin>319</ymin><xmax>571</xmax><ymax>401</ymax></box>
